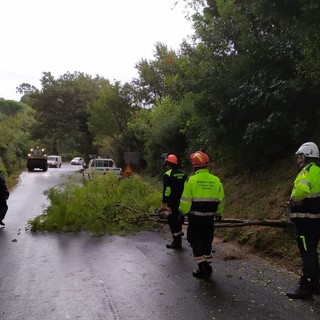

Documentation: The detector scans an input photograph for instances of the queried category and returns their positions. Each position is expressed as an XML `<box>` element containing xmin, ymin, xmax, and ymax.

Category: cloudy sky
<box><xmin>0</xmin><ymin>0</ymin><xmax>194</xmax><ymax>101</ymax></box>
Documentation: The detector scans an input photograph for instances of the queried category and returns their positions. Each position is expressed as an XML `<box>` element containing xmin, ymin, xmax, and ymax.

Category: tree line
<box><xmin>1</xmin><ymin>0</ymin><xmax>320</xmax><ymax>176</ymax></box>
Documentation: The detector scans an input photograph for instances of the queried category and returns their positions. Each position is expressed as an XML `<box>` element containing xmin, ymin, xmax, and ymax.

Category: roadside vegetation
<box><xmin>1</xmin><ymin>1</ymin><xmax>320</xmax><ymax>272</ymax></box>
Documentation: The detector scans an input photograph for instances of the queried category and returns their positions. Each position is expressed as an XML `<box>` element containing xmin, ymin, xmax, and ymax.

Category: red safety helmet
<box><xmin>190</xmin><ymin>151</ymin><xmax>210</xmax><ymax>168</ymax></box>
<box><xmin>164</xmin><ymin>154</ymin><xmax>178</xmax><ymax>165</ymax></box>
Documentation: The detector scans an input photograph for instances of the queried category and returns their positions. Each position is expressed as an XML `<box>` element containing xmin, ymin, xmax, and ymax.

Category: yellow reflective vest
<box><xmin>290</xmin><ymin>162</ymin><xmax>320</xmax><ymax>219</ymax></box>
<box><xmin>179</xmin><ymin>168</ymin><xmax>224</xmax><ymax>216</ymax></box>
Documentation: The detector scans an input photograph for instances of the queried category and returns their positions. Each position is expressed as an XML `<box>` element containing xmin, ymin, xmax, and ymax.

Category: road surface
<box><xmin>0</xmin><ymin>164</ymin><xmax>319</xmax><ymax>320</ymax></box>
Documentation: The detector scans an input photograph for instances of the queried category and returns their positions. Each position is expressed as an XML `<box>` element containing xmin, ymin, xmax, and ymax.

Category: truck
<box><xmin>27</xmin><ymin>147</ymin><xmax>48</xmax><ymax>172</ymax></box>
<box><xmin>82</xmin><ymin>158</ymin><xmax>122</xmax><ymax>181</ymax></box>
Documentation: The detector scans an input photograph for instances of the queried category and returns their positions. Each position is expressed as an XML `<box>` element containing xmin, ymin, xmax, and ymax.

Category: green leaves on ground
<box><xmin>28</xmin><ymin>174</ymin><xmax>162</xmax><ymax>236</ymax></box>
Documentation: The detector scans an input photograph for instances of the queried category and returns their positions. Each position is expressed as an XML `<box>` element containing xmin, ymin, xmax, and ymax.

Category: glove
<box><xmin>214</xmin><ymin>215</ymin><xmax>222</xmax><ymax>222</ymax></box>
<box><xmin>154</xmin><ymin>208</ymin><xmax>166</xmax><ymax>214</ymax></box>
<box><xmin>288</xmin><ymin>199</ymin><xmax>302</xmax><ymax>212</ymax></box>
<box><xmin>154</xmin><ymin>208</ymin><xmax>162</xmax><ymax>215</ymax></box>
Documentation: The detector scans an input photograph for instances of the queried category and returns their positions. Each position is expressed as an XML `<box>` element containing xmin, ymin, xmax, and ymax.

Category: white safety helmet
<box><xmin>295</xmin><ymin>142</ymin><xmax>320</xmax><ymax>158</ymax></box>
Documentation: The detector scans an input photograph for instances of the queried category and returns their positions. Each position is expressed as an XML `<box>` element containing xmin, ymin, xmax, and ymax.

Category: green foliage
<box><xmin>28</xmin><ymin>71</ymin><xmax>110</xmax><ymax>158</ymax></box>
<box><xmin>28</xmin><ymin>174</ymin><xmax>162</xmax><ymax>236</ymax></box>
<box><xmin>0</xmin><ymin>100</ymin><xmax>36</xmax><ymax>174</ymax></box>
<box><xmin>132</xmin><ymin>43</ymin><xmax>189</xmax><ymax>106</ymax></box>
<box><xmin>87</xmin><ymin>82</ymin><xmax>143</xmax><ymax>166</ymax></box>
<box><xmin>16</xmin><ymin>83</ymin><xmax>39</xmax><ymax>106</ymax></box>
<box><xmin>295</xmin><ymin>0</ymin><xmax>320</xmax><ymax>87</ymax></box>
<box><xmin>0</xmin><ymin>99</ymin><xmax>26</xmax><ymax>116</ymax></box>
<box><xmin>177</xmin><ymin>0</ymin><xmax>320</xmax><ymax>169</ymax></box>
<box><xmin>215</xmin><ymin>0</ymin><xmax>236</xmax><ymax>17</ymax></box>
<box><xmin>143</xmin><ymin>97</ymin><xmax>193</xmax><ymax>174</ymax></box>
<box><xmin>88</xmin><ymin>83</ymin><xmax>129</xmax><ymax>140</ymax></box>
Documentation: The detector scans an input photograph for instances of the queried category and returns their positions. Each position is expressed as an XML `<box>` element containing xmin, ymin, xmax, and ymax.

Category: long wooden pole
<box><xmin>213</xmin><ymin>218</ymin><xmax>293</xmax><ymax>228</ymax></box>
<box><xmin>153</xmin><ymin>217</ymin><xmax>293</xmax><ymax>228</ymax></box>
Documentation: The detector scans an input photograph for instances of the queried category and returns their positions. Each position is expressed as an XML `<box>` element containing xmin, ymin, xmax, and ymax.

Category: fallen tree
<box><xmin>28</xmin><ymin>173</ymin><xmax>294</xmax><ymax>236</ymax></box>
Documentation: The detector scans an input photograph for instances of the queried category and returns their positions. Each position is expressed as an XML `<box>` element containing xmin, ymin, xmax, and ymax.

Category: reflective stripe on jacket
<box><xmin>179</xmin><ymin>168</ymin><xmax>224</xmax><ymax>216</ymax></box>
<box><xmin>290</xmin><ymin>163</ymin><xmax>320</xmax><ymax>219</ymax></box>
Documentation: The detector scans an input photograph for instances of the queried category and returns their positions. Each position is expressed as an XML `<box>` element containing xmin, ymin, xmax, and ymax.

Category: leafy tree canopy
<box><xmin>0</xmin><ymin>99</ymin><xmax>36</xmax><ymax>173</ymax></box>
<box><xmin>24</xmin><ymin>71</ymin><xmax>110</xmax><ymax>157</ymax></box>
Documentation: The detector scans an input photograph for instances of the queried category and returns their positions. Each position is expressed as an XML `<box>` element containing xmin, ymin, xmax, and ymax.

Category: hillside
<box><xmin>215</xmin><ymin>156</ymin><xmax>300</xmax><ymax>273</ymax></box>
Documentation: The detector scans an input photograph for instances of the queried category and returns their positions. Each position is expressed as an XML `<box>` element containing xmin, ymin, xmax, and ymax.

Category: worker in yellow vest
<box><xmin>287</xmin><ymin>142</ymin><xmax>320</xmax><ymax>299</ymax></box>
<box><xmin>179</xmin><ymin>151</ymin><xmax>224</xmax><ymax>279</ymax></box>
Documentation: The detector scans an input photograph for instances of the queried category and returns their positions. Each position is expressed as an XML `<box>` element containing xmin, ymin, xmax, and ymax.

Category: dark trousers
<box><xmin>187</xmin><ymin>215</ymin><xmax>214</xmax><ymax>259</ymax></box>
<box><xmin>167</xmin><ymin>208</ymin><xmax>183</xmax><ymax>235</ymax></box>
<box><xmin>0</xmin><ymin>203</ymin><xmax>8</xmax><ymax>221</ymax></box>
<box><xmin>294</xmin><ymin>220</ymin><xmax>320</xmax><ymax>281</ymax></box>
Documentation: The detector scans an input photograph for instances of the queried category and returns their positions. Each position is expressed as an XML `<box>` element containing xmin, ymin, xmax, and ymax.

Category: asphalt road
<box><xmin>0</xmin><ymin>164</ymin><xmax>319</xmax><ymax>320</ymax></box>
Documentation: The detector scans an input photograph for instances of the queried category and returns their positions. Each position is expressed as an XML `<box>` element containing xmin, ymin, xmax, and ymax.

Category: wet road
<box><xmin>0</xmin><ymin>164</ymin><xmax>320</xmax><ymax>320</ymax></box>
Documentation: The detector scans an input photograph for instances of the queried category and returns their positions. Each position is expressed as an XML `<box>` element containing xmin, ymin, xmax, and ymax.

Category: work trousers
<box><xmin>187</xmin><ymin>215</ymin><xmax>214</xmax><ymax>262</ymax></box>
<box><xmin>167</xmin><ymin>207</ymin><xmax>183</xmax><ymax>235</ymax></box>
<box><xmin>0</xmin><ymin>202</ymin><xmax>8</xmax><ymax>221</ymax></box>
<box><xmin>294</xmin><ymin>219</ymin><xmax>320</xmax><ymax>281</ymax></box>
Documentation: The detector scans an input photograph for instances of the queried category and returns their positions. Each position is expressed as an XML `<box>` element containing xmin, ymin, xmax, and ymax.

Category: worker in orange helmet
<box><xmin>179</xmin><ymin>151</ymin><xmax>225</xmax><ymax>279</ymax></box>
<box><xmin>160</xmin><ymin>153</ymin><xmax>187</xmax><ymax>249</ymax></box>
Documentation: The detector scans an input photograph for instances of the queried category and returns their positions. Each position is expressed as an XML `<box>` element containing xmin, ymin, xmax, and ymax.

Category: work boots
<box><xmin>205</xmin><ymin>262</ymin><xmax>212</xmax><ymax>274</ymax></box>
<box><xmin>311</xmin><ymin>277</ymin><xmax>320</xmax><ymax>295</ymax></box>
<box><xmin>166</xmin><ymin>236</ymin><xmax>182</xmax><ymax>249</ymax></box>
<box><xmin>286</xmin><ymin>277</ymin><xmax>313</xmax><ymax>299</ymax></box>
<box><xmin>192</xmin><ymin>262</ymin><xmax>211</xmax><ymax>280</ymax></box>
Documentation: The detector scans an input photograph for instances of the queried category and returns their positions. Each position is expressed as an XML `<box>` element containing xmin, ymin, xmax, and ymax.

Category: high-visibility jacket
<box><xmin>290</xmin><ymin>162</ymin><xmax>320</xmax><ymax>219</ymax></box>
<box><xmin>179</xmin><ymin>168</ymin><xmax>224</xmax><ymax>216</ymax></box>
<box><xmin>162</xmin><ymin>168</ymin><xmax>187</xmax><ymax>210</ymax></box>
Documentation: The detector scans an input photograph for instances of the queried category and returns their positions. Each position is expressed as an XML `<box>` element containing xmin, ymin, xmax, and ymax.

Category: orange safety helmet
<box><xmin>190</xmin><ymin>151</ymin><xmax>210</xmax><ymax>168</ymax></box>
<box><xmin>164</xmin><ymin>154</ymin><xmax>178</xmax><ymax>165</ymax></box>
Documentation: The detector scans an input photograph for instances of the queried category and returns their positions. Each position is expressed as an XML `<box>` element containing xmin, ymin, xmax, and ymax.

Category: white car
<box><xmin>70</xmin><ymin>157</ymin><xmax>84</xmax><ymax>165</ymax></box>
<box><xmin>47</xmin><ymin>155</ymin><xmax>62</xmax><ymax>168</ymax></box>
<box><xmin>83</xmin><ymin>158</ymin><xmax>122</xmax><ymax>180</ymax></box>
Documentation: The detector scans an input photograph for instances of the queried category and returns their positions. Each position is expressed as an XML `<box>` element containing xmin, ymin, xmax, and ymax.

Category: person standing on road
<box><xmin>286</xmin><ymin>142</ymin><xmax>320</xmax><ymax>299</ymax></box>
<box><xmin>0</xmin><ymin>170</ymin><xmax>10</xmax><ymax>226</ymax></box>
<box><xmin>159</xmin><ymin>154</ymin><xmax>187</xmax><ymax>249</ymax></box>
<box><xmin>179</xmin><ymin>151</ymin><xmax>224</xmax><ymax>279</ymax></box>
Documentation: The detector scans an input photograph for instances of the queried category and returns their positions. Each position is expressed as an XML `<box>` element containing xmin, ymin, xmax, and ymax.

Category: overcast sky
<box><xmin>0</xmin><ymin>0</ymin><xmax>194</xmax><ymax>101</ymax></box>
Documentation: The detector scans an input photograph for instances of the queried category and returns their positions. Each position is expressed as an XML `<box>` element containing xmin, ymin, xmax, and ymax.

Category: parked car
<box><xmin>70</xmin><ymin>157</ymin><xmax>84</xmax><ymax>165</ymax></box>
<box><xmin>83</xmin><ymin>158</ymin><xmax>122</xmax><ymax>180</ymax></box>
